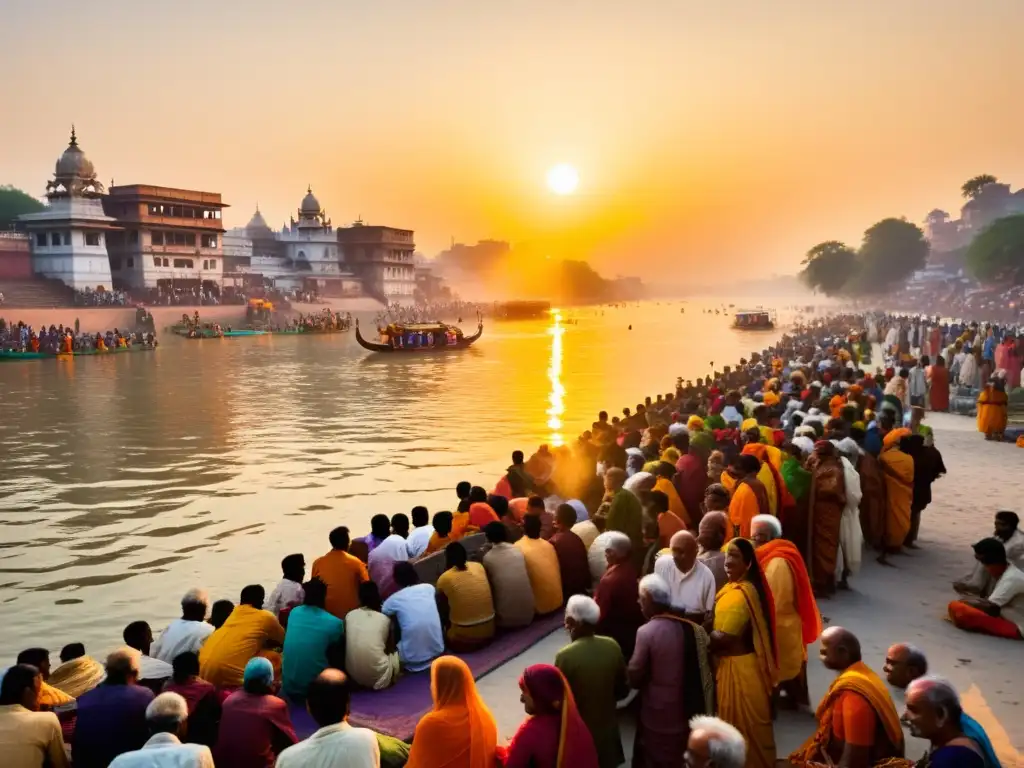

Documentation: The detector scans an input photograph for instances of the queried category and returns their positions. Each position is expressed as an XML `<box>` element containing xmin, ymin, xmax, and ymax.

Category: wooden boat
<box><xmin>184</xmin><ymin>328</ymin><xmax>268</xmax><ymax>339</ymax></box>
<box><xmin>733</xmin><ymin>308</ymin><xmax>777</xmax><ymax>330</ymax></box>
<box><xmin>355</xmin><ymin>319</ymin><xmax>483</xmax><ymax>353</ymax></box>
<box><xmin>0</xmin><ymin>346</ymin><xmax>156</xmax><ymax>361</ymax></box>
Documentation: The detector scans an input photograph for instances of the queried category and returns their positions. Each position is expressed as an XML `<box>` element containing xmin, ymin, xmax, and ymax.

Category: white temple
<box><xmin>18</xmin><ymin>127</ymin><xmax>116</xmax><ymax>290</ymax></box>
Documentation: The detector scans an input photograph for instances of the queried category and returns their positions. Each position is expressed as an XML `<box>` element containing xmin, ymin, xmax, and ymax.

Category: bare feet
<box><xmin>877</xmin><ymin>553</ymin><xmax>896</xmax><ymax>567</ymax></box>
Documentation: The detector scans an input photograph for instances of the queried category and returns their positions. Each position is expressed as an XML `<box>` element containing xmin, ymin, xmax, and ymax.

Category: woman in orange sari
<box><xmin>977</xmin><ymin>377</ymin><xmax>1009</xmax><ymax>440</ymax></box>
<box><xmin>878</xmin><ymin>428</ymin><xmax>913</xmax><ymax>564</ymax></box>
<box><xmin>711</xmin><ymin>538</ymin><xmax>779</xmax><ymax>768</ymax></box>
<box><xmin>500</xmin><ymin>663</ymin><xmax>599</xmax><ymax>768</ymax></box>
<box><xmin>406</xmin><ymin>656</ymin><xmax>498</xmax><ymax>768</ymax></box>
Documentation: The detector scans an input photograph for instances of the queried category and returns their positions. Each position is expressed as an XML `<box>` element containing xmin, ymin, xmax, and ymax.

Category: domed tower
<box><xmin>18</xmin><ymin>127</ymin><xmax>115</xmax><ymax>289</ymax></box>
<box><xmin>280</xmin><ymin>185</ymin><xmax>341</xmax><ymax>288</ymax></box>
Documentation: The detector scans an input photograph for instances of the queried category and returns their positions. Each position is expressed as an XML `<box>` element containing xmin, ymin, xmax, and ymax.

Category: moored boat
<box><xmin>0</xmin><ymin>346</ymin><xmax>156</xmax><ymax>361</ymax></box>
<box><xmin>355</xmin><ymin>318</ymin><xmax>482</xmax><ymax>353</ymax></box>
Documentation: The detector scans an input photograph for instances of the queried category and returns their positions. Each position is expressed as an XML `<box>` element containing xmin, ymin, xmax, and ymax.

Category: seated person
<box><xmin>515</xmin><ymin>515</ymin><xmax>564</xmax><ymax>615</ymax></box>
<box><xmin>525</xmin><ymin>495</ymin><xmax>555</xmax><ymax>540</ymax></box>
<box><xmin>199</xmin><ymin>585</ymin><xmax>286</xmax><ymax>688</ymax></box>
<box><xmin>281</xmin><ymin>578</ymin><xmax>345</xmax><ymax>702</ymax></box>
<box><xmin>436</xmin><ymin>542</ymin><xmax>496</xmax><ymax>652</ymax></box>
<box><xmin>549</xmin><ymin>504</ymin><xmax>591</xmax><ymax>601</ymax></box>
<box><xmin>382</xmin><ymin>562</ymin><xmax>445</xmax><ymax>672</ymax></box>
<box><xmin>162</xmin><ymin>651</ymin><xmax>221</xmax><ymax>747</ymax></box>
<box><xmin>122</xmin><ymin>621</ymin><xmax>174</xmax><ymax>693</ymax></box>
<box><xmin>422</xmin><ymin>511</ymin><xmax>457</xmax><ymax>557</ymax></box>
<box><xmin>949</xmin><ymin>537</ymin><xmax>1024</xmax><ymax>640</ymax></box>
<box><xmin>406</xmin><ymin>506</ymin><xmax>434</xmax><ymax>558</ymax></box>
<box><xmin>48</xmin><ymin>644</ymin><xmax>105</xmax><ymax>700</ymax></box>
<box><xmin>14</xmin><ymin>648</ymin><xmax>73</xmax><ymax>709</ymax></box>
<box><xmin>265</xmin><ymin>555</ymin><xmax>306</xmax><ymax>625</ymax></box>
<box><xmin>214</xmin><ymin>658</ymin><xmax>297</xmax><ymax>767</ymax></box>
<box><xmin>345</xmin><ymin>581</ymin><xmax>400</xmax><ymax>691</ymax></box>
<box><xmin>482</xmin><ymin>521</ymin><xmax>535</xmax><ymax>629</ymax></box>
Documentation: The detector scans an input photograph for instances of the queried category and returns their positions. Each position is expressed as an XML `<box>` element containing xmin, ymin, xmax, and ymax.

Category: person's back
<box><xmin>0</xmin><ymin>665</ymin><xmax>69</xmax><ymax>768</ymax></box>
<box><xmin>515</xmin><ymin>520</ymin><xmax>564</xmax><ymax>615</ymax></box>
<box><xmin>550</xmin><ymin>528</ymin><xmax>591</xmax><ymax>600</ymax></box>
<box><xmin>311</xmin><ymin>527</ymin><xmax>369</xmax><ymax>619</ymax></box>
<box><xmin>281</xmin><ymin>602</ymin><xmax>344</xmax><ymax>701</ymax></box>
<box><xmin>555</xmin><ymin>634</ymin><xmax>626</xmax><ymax>768</ymax></box>
<box><xmin>381</xmin><ymin>576</ymin><xmax>444</xmax><ymax>672</ymax></box>
<box><xmin>75</xmin><ymin>682</ymin><xmax>155</xmax><ymax>768</ymax></box>
<box><xmin>482</xmin><ymin>528</ymin><xmax>535</xmax><ymax>628</ymax></box>
<box><xmin>215</xmin><ymin>689</ymin><xmax>295</xmax><ymax>768</ymax></box>
<box><xmin>199</xmin><ymin>603</ymin><xmax>283</xmax><ymax>688</ymax></box>
<box><xmin>437</xmin><ymin>560</ymin><xmax>496</xmax><ymax>646</ymax></box>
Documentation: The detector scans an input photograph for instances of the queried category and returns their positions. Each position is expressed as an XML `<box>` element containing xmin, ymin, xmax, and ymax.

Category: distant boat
<box><xmin>733</xmin><ymin>308</ymin><xmax>777</xmax><ymax>331</ymax></box>
<box><xmin>355</xmin><ymin>319</ymin><xmax>483</xmax><ymax>353</ymax></box>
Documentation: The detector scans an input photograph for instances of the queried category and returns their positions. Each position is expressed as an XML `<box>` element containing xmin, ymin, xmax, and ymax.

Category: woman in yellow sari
<box><xmin>406</xmin><ymin>656</ymin><xmax>498</xmax><ymax>768</ymax></box>
<box><xmin>878</xmin><ymin>428</ymin><xmax>913</xmax><ymax>564</ymax></box>
<box><xmin>711</xmin><ymin>537</ymin><xmax>779</xmax><ymax>768</ymax></box>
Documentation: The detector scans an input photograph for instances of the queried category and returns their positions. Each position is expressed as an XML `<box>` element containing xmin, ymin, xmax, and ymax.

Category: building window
<box><xmin>51</xmin><ymin>232</ymin><xmax>61</xmax><ymax>246</ymax></box>
<box><xmin>85</xmin><ymin>232</ymin><xmax>101</xmax><ymax>247</ymax></box>
<box><xmin>127</xmin><ymin>258</ymin><xmax>134</xmax><ymax>268</ymax></box>
<box><xmin>129</xmin><ymin>230</ymin><xmax>139</xmax><ymax>244</ymax></box>
<box><xmin>173</xmin><ymin>259</ymin><xmax>194</xmax><ymax>269</ymax></box>
<box><xmin>152</xmin><ymin>231</ymin><xmax>164</xmax><ymax>246</ymax></box>
<box><xmin>209</xmin><ymin>259</ymin><xmax>216</xmax><ymax>269</ymax></box>
<box><xmin>163</xmin><ymin>258</ymin><xmax>169</xmax><ymax>267</ymax></box>
<box><xmin>149</xmin><ymin>204</ymin><xmax>159</xmax><ymax>215</ymax></box>
<box><xmin>36</xmin><ymin>232</ymin><xmax>46</xmax><ymax>247</ymax></box>
<box><xmin>153</xmin><ymin>256</ymin><xmax>161</xmax><ymax>267</ymax></box>
<box><xmin>201</xmin><ymin>234</ymin><xmax>217</xmax><ymax>248</ymax></box>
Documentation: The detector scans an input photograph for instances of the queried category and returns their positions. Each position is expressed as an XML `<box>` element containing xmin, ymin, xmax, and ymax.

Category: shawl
<box><xmin>780</xmin><ymin>456</ymin><xmax>812</xmax><ymax>501</ymax></box>
<box><xmin>652</xmin><ymin>614</ymin><xmax>716</xmax><ymax>717</ymax></box>
<box><xmin>48</xmin><ymin>656</ymin><xmax>105</xmax><ymax>699</ymax></box>
<box><xmin>520</xmin><ymin>664</ymin><xmax>598</xmax><ymax>768</ymax></box>
<box><xmin>755</xmin><ymin>539</ymin><xmax>822</xmax><ymax>645</ymax></box>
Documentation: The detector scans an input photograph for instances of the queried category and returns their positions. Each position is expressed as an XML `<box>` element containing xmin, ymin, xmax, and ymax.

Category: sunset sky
<box><xmin>3</xmin><ymin>0</ymin><xmax>1024</xmax><ymax>283</ymax></box>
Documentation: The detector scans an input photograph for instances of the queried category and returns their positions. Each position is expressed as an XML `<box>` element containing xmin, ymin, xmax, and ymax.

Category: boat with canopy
<box><xmin>355</xmin><ymin>317</ymin><xmax>483</xmax><ymax>353</ymax></box>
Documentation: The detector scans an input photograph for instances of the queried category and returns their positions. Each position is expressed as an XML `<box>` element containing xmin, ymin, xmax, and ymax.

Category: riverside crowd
<box><xmin>2</xmin><ymin>312</ymin><xmax>1020</xmax><ymax>768</ymax></box>
<box><xmin>0</xmin><ymin>319</ymin><xmax>157</xmax><ymax>354</ymax></box>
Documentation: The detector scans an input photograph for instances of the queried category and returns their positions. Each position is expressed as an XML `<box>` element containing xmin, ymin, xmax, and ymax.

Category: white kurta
<box><xmin>836</xmin><ymin>457</ymin><xmax>863</xmax><ymax>578</ymax></box>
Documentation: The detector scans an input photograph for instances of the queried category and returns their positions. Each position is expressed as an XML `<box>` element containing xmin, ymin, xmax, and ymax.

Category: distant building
<box><xmin>0</xmin><ymin>232</ymin><xmax>33</xmax><ymax>280</ymax></box>
<box><xmin>337</xmin><ymin>222</ymin><xmax>416</xmax><ymax>300</ymax></box>
<box><xmin>18</xmin><ymin>128</ymin><xmax>117</xmax><ymax>289</ymax></box>
<box><xmin>960</xmin><ymin>183</ymin><xmax>1024</xmax><ymax>233</ymax></box>
<box><xmin>103</xmin><ymin>184</ymin><xmax>227</xmax><ymax>291</ymax></box>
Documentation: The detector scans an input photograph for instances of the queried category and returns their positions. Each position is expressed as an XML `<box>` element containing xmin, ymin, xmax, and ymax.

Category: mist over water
<box><xmin>0</xmin><ymin>301</ymin><xmax>793</xmax><ymax>658</ymax></box>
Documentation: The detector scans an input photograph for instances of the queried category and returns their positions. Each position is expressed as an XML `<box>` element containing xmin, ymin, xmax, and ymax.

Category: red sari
<box><xmin>929</xmin><ymin>363</ymin><xmax>949</xmax><ymax>411</ymax></box>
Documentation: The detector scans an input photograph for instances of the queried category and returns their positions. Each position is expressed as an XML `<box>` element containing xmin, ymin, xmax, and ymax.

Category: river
<box><xmin>0</xmin><ymin>300</ymin><xmax>789</xmax><ymax>659</ymax></box>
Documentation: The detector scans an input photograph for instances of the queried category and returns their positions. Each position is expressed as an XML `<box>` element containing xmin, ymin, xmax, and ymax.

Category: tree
<box><xmin>965</xmin><ymin>214</ymin><xmax>1024</xmax><ymax>285</ymax></box>
<box><xmin>799</xmin><ymin>241</ymin><xmax>860</xmax><ymax>295</ymax></box>
<box><xmin>961</xmin><ymin>174</ymin><xmax>997</xmax><ymax>200</ymax></box>
<box><xmin>0</xmin><ymin>185</ymin><xmax>44</xmax><ymax>230</ymax></box>
<box><xmin>852</xmin><ymin>218</ymin><xmax>929</xmax><ymax>295</ymax></box>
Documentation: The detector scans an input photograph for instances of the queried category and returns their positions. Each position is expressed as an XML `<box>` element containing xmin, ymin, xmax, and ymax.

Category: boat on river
<box><xmin>184</xmin><ymin>327</ymin><xmax>269</xmax><ymax>339</ymax></box>
<box><xmin>355</xmin><ymin>319</ymin><xmax>483</xmax><ymax>353</ymax></box>
<box><xmin>732</xmin><ymin>308</ymin><xmax>777</xmax><ymax>330</ymax></box>
<box><xmin>0</xmin><ymin>346</ymin><xmax>156</xmax><ymax>362</ymax></box>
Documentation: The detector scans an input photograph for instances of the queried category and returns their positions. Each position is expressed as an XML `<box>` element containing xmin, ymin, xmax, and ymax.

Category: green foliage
<box><xmin>799</xmin><ymin>241</ymin><xmax>859</xmax><ymax>295</ymax></box>
<box><xmin>851</xmin><ymin>218</ymin><xmax>929</xmax><ymax>295</ymax></box>
<box><xmin>0</xmin><ymin>185</ymin><xmax>44</xmax><ymax>230</ymax></box>
<box><xmin>961</xmin><ymin>174</ymin><xmax>997</xmax><ymax>200</ymax></box>
<box><xmin>966</xmin><ymin>214</ymin><xmax>1024</xmax><ymax>285</ymax></box>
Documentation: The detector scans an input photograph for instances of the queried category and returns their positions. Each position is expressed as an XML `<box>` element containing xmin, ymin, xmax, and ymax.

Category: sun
<box><xmin>546</xmin><ymin>163</ymin><xmax>579</xmax><ymax>195</ymax></box>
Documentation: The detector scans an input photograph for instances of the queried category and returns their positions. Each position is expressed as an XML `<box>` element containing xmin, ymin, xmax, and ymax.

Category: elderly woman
<box><xmin>214</xmin><ymin>658</ymin><xmax>297</xmax><ymax>768</ymax></box>
<box><xmin>500</xmin><ymin>664</ymin><xmax>599</xmax><ymax>768</ymax></box>
<box><xmin>554</xmin><ymin>596</ymin><xmax>627</xmax><ymax>768</ymax></box>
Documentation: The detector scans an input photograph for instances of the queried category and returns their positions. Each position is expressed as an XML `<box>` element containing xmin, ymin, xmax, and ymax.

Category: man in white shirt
<box><xmin>276</xmin><ymin>669</ymin><xmax>379</xmax><ymax>768</ymax></box>
<box><xmin>152</xmin><ymin>589</ymin><xmax>215</xmax><ymax>665</ymax></box>
<box><xmin>108</xmin><ymin>692</ymin><xmax>213</xmax><ymax>768</ymax></box>
<box><xmin>266</xmin><ymin>555</ymin><xmax>307</xmax><ymax>622</ymax></box>
<box><xmin>405</xmin><ymin>506</ymin><xmax>434</xmax><ymax>558</ymax></box>
<box><xmin>124</xmin><ymin>622</ymin><xmax>174</xmax><ymax>685</ymax></box>
<box><xmin>953</xmin><ymin>512</ymin><xmax>1024</xmax><ymax>596</ymax></box>
<box><xmin>950</xmin><ymin>537</ymin><xmax>1024</xmax><ymax>640</ymax></box>
<box><xmin>653</xmin><ymin>531</ymin><xmax>717</xmax><ymax>623</ymax></box>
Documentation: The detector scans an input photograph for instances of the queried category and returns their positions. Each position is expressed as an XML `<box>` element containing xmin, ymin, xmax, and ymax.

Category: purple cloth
<box><xmin>73</xmin><ymin>683</ymin><xmax>154</xmax><ymax>768</ymax></box>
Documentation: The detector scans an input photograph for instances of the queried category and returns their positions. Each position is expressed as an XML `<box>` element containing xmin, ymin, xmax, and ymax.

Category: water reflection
<box><xmin>546</xmin><ymin>311</ymin><xmax>565</xmax><ymax>447</ymax></box>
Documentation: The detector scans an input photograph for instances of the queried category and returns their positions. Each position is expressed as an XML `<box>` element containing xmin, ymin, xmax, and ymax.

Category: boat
<box><xmin>184</xmin><ymin>328</ymin><xmax>269</xmax><ymax>339</ymax></box>
<box><xmin>355</xmin><ymin>319</ymin><xmax>483</xmax><ymax>353</ymax></box>
<box><xmin>0</xmin><ymin>346</ymin><xmax>156</xmax><ymax>361</ymax></box>
<box><xmin>732</xmin><ymin>308</ymin><xmax>777</xmax><ymax>330</ymax></box>
<box><xmin>494</xmin><ymin>300</ymin><xmax>551</xmax><ymax>320</ymax></box>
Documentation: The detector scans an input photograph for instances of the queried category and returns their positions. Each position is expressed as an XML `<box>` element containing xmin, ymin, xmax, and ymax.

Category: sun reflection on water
<box><xmin>546</xmin><ymin>310</ymin><xmax>565</xmax><ymax>447</ymax></box>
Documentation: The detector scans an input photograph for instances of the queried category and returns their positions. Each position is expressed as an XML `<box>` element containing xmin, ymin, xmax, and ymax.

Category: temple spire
<box><xmin>70</xmin><ymin>124</ymin><xmax>78</xmax><ymax>147</ymax></box>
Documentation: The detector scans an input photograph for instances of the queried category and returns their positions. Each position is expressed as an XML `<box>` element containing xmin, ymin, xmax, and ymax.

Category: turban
<box><xmin>244</xmin><ymin>657</ymin><xmax>274</xmax><ymax>687</ymax></box>
<box><xmin>741</xmin><ymin>418</ymin><xmax>759</xmax><ymax>433</ymax></box>
<box><xmin>687</xmin><ymin>415</ymin><xmax>705</xmax><ymax>432</ymax></box>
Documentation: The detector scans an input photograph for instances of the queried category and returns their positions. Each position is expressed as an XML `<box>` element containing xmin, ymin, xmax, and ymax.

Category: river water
<box><xmin>0</xmin><ymin>301</ymin><xmax>787</xmax><ymax>659</ymax></box>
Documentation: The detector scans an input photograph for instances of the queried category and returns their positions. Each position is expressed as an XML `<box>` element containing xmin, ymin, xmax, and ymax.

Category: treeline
<box><xmin>0</xmin><ymin>186</ymin><xmax>44</xmax><ymax>230</ymax></box>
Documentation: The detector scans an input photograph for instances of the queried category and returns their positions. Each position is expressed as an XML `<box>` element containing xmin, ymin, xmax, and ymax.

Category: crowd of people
<box><xmin>73</xmin><ymin>288</ymin><xmax>133</xmax><ymax>307</ymax></box>
<box><xmin>1</xmin><ymin>311</ymin><xmax>1019</xmax><ymax>768</ymax></box>
<box><xmin>0</xmin><ymin>318</ymin><xmax>157</xmax><ymax>354</ymax></box>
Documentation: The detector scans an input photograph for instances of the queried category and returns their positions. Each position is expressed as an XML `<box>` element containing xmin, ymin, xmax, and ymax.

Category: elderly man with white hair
<box><xmin>594</xmin><ymin>531</ymin><xmax>645</xmax><ymax>660</ymax></box>
<box><xmin>751</xmin><ymin>514</ymin><xmax>821</xmax><ymax>709</ymax></box>
<box><xmin>653</xmin><ymin>531</ymin><xmax>717</xmax><ymax>623</ymax></box>
<box><xmin>685</xmin><ymin>716</ymin><xmax>746</xmax><ymax>768</ymax></box>
<box><xmin>151</xmin><ymin>588</ymin><xmax>215</xmax><ymax>664</ymax></box>
<box><xmin>629</xmin><ymin>574</ymin><xmax>714</xmax><ymax>768</ymax></box>
<box><xmin>108</xmin><ymin>692</ymin><xmax>213</xmax><ymax>768</ymax></box>
<box><xmin>555</xmin><ymin>595</ymin><xmax>627</xmax><ymax>768</ymax></box>
<box><xmin>903</xmin><ymin>676</ymin><xmax>999</xmax><ymax>768</ymax></box>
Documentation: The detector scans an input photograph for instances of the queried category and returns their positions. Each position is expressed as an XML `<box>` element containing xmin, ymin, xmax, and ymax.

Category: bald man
<box><xmin>789</xmin><ymin>626</ymin><xmax>905</xmax><ymax>767</ymax></box>
<box><xmin>883</xmin><ymin>643</ymin><xmax>928</xmax><ymax>691</ymax></box>
<box><xmin>697</xmin><ymin>511</ymin><xmax>729</xmax><ymax>593</ymax></box>
<box><xmin>652</xmin><ymin>530</ymin><xmax>716</xmax><ymax>623</ymax></box>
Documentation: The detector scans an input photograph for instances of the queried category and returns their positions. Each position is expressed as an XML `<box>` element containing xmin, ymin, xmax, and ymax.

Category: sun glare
<box><xmin>546</xmin><ymin>163</ymin><xmax>579</xmax><ymax>195</ymax></box>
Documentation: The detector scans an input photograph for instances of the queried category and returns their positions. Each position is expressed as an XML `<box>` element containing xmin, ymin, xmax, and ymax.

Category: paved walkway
<box><xmin>474</xmin><ymin>412</ymin><xmax>1024</xmax><ymax>765</ymax></box>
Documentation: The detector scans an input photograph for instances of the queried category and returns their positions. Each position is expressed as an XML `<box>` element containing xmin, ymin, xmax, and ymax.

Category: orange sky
<box><xmin>2</xmin><ymin>1</ymin><xmax>1023</xmax><ymax>283</ymax></box>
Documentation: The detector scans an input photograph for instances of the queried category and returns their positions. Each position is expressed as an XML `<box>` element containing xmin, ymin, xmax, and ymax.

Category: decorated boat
<box><xmin>0</xmin><ymin>346</ymin><xmax>156</xmax><ymax>362</ymax></box>
<box><xmin>355</xmin><ymin>318</ymin><xmax>483</xmax><ymax>353</ymax></box>
<box><xmin>732</xmin><ymin>308</ymin><xmax>777</xmax><ymax>330</ymax></box>
<box><xmin>184</xmin><ymin>327</ymin><xmax>269</xmax><ymax>339</ymax></box>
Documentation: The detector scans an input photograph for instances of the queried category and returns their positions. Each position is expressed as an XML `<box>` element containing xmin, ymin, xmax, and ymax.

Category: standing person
<box><xmin>107</xmin><ymin>692</ymin><xmax>213</xmax><ymax>768</ymax></box>
<box><xmin>805</xmin><ymin>441</ymin><xmax>847</xmax><ymax>597</ymax></box>
<box><xmin>855</xmin><ymin>440</ymin><xmax>888</xmax><ymax>554</ymax></box>
<box><xmin>549</xmin><ymin>504</ymin><xmax>592</xmax><ymax>600</ymax></box>
<box><xmin>594</xmin><ymin>533</ymin><xmax>645</xmax><ymax>661</ymax></box>
<box><xmin>481</xmin><ymin>522</ymin><xmax>535</xmax><ymax>629</ymax></box>
<box><xmin>628</xmin><ymin>575</ymin><xmax>714</xmax><ymax>768</ymax></box>
<box><xmin>909</xmin><ymin>357</ymin><xmax>928</xmax><ymax>408</ymax></box>
<box><xmin>500</xmin><ymin>665</ymin><xmax>599</xmax><ymax>768</ymax></box>
<box><xmin>199</xmin><ymin>585</ymin><xmax>285</xmax><ymax>688</ymax></box>
<box><xmin>929</xmin><ymin>356</ymin><xmax>950</xmax><ymax>412</ymax></box>
<box><xmin>265</xmin><ymin>556</ymin><xmax>306</xmax><ymax>624</ymax></box>
<box><xmin>281</xmin><ymin>579</ymin><xmax>345</xmax><ymax>702</ymax></box>
<box><xmin>724</xmin><ymin>455</ymin><xmax>770</xmax><ymax>541</ymax></box>
<box><xmin>789</xmin><ymin>627</ymin><xmax>904</xmax><ymax>768</ymax></box>
<box><xmin>151</xmin><ymin>589</ymin><xmax>216</xmax><ymax>664</ymax></box>
<box><xmin>0</xmin><ymin>663</ymin><xmax>70</xmax><ymax>768</ymax></box>
<box><xmin>976</xmin><ymin>378</ymin><xmax>1009</xmax><ymax>441</ymax></box>
<box><xmin>652</xmin><ymin>531</ymin><xmax>717</xmax><ymax>622</ymax></box>
<box><xmin>344</xmin><ymin>581</ymin><xmax>400</xmax><ymax>691</ymax></box>
<box><xmin>515</xmin><ymin>515</ymin><xmax>564</xmax><ymax>615</ymax></box>
<box><xmin>959</xmin><ymin>347</ymin><xmax>980</xmax><ymax>389</ymax></box>
<box><xmin>382</xmin><ymin>562</ymin><xmax>446</xmax><ymax>672</ymax></box>
<box><xmin>673</xmin><ymin>434</ymin><xmax>709</xmax><ymax>528</ymax></box>
<box><xmin>878</xmin><ymin>428</ymin><xmax>914</xmax><ymax>565</ymax></box>
<box><xmin>903</xmin><ymin>434</ymin><xmax>946</xmax><ymax>549</ymax></box>
<box><xmin>751</xmin><ymin>515</ymin><xmax>822</xmax><ymax>710</ymax></box>
<box><xmin>697</xmin><ymin>509</ymin><xmax>730</xmax><ymax>594</ymax></box>
<box><xmin>903</xmin><ymin>678</ymin><xmax>992</xmax><ymax>768</ymax></box>
<box><xmin>833</xmin><ymin>439</ymin><xmax>864</xmax><ymax>590</ymax></box>
<box><xmin>710</xmin><ymin>538</ymin><xmax>779</xmax><ymax>768</ymax></box>
<box><xmin>274</xmin><ymin>670</ymin><xmax>380</xmax><ymax>768</ymax></box>
<box><xmin>312</xmin><ymin>527</ymin><xmax>369</xmax><ymax>619</ymax></box>
<box><xmin>214</xmin><ymin>658</ymin><xmax>297</xmax><ymax>768</ymax></box>
<box><xmin>405</xmin><ymin>657</ymin><xmax>498</xmax><ymax>768</ymax></box>
<box><xmin>555</xmin><ymin>596</ymin><xmax>628</xmax><ymax>768</ymax></box>
<box><xmin>74</xmin><ymin>649</ymin><xmax>155</xmax><ymax>768</ymax></box>
<box><xmin>604</xmin><ymin>467</ymin><xmax>644</xmax><ymax>568</ymax></box>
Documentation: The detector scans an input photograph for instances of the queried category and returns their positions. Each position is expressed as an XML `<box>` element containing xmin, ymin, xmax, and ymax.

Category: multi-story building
<box><xmin>337</xmin><ymin>221</ymin><xmax>416</xmax><ymax>300</ymax></box>
<box><xmin>103</xmin><ymin>184</ymin><xmax>227</xmax><ymax>291</ymax></box>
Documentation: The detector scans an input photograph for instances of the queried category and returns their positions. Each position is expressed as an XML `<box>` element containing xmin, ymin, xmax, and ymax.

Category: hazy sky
<box><xmin>3</xmin><ymin>0</ymin><xmax>1023</xmax><ymax>281</ymax></box>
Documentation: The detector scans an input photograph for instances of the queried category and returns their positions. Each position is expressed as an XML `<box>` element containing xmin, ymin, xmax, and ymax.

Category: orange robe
<box><xmin>653</xmin><ymin>476</ymin><xmax>690</xmax><ymax>527</ymax></box>
<box><xmin>878</xmin><ymin>448</ymin><xmax>913</xmax><ymax>549</ymax></box>
<box><xmin>977</xmin><ymin>386</ymin><xmax>1008</xmax><ymax>437</ymax></box>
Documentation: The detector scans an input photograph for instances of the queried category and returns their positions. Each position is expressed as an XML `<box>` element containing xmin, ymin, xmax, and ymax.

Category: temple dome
<box><xmin>55</xmin><ymin>127</ymin><xmax>96</xmax><ymax>180</ymax></box>
<box><xmin>246</xmin><ymin>207</ymin><xmax>273</xmax><ymax>237</ymax></box>
<box><xmin>299</xmin><ymin>186</ymin><xmax>321</xmax><ymax>216</ymax></box>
